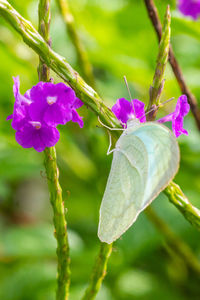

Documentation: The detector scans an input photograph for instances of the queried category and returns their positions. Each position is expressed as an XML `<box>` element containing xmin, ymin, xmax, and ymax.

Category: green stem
<box><xmin>145</xmin><ymin>206</ymin><xmax>200</xmax><ymax>274</ymax></box>
<box><xmin>44</xmin><ymin>148</ymin><xmax>70</xmax><ymax>300</ymax></box>
<box><xmin>164</xmin><ymin>182</ymin><xmax>200</xmax><ymax>231</ymax></box>
<box><xmin>148</xmin><ymin>5</ymin><xmax>171</xmax><ymax>114</ymax></box>
<box><xmin>38</xmin><ymin>1</ymin><xmax>70</xmax><ymax>299</ymax></box>
<box><xmin>38</xmin><ymin>0</ymin><xmax>51</xmax><ymax>81</ymax></box>
<box><xmin>82</xmin><ymin>243</ymin><xmax>112</xmax><ymax>300</ymax></box>
<box><xmin>55</xmin><ymin>0</ymin><xmax>95</xmax><ymax>87</ymax></box>
<box><xmin>0</xmin><ymin>0</ymin><xmax>200</xmax><ymax>235</ymax></box>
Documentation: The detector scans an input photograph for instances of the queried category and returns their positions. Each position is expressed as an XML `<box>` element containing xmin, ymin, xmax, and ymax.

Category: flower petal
<box><xmin>15</xmin><ymin>124</ymin><xmax>36</xmax><ymax>149</ymax></box>
<box><xmin>132</xmin><ymin>99</ymin><xmax>146</xmax><ymax>123</ymax></box>
<box><xmin>73</xmin><ymin>97</ymin><xmax>84</xmax><ymax>109</ymax></box>
<box><xmin>44</xmin><ymin>104</ymin><xmax>72</xmax><ymax>126</ymax></box>
<box><xmin>112</xmin><ymin>98</ymin><xmax>146</xmax><ymax>125</ymax></box>
<box><xmin>28</xmin><ymin>81</ymin><xmax>76</xmax><ymax>126</ymax></box>
<box><xmin>71</xmin><ymin>109</ymin><xmax>84</xmax><ymax>128</ymax></box>
<box><xmin>6</xmin><ymin>114</ymin><xmax>13</xmax><ymax>121</ymax></box>
<box><xmin>158</xmin><ymin>95</ymin><xmax>190</xmax><ymax>138</ymax></box>
<box><xmin>29</xmin><ymin>81</ymin><xmax>45</xmax><ymax>102</ymax></box>
<box><xmin>8</xmin><ymin>77</ymin><xmax>31</xmax><ymax>130</ymax></box>
<box><xmin>15</xmin><ymin>124</ymin><xmax>60</xmax><ymax>152</ymax></box>
<box><xmin>112</xmin><ymin>98</ymin><xmax>134</xmax><ymax>124</ymax></box>
<box><xmin>174</xmin><ymin>94</ymin><xmax>190</xmax><ymax>118</ymax></box>
<box><xmin>178</xmin><ymin>0</ymin><xmax>200</xmax><ymax>20</ymax></box>
<box><xmin>33</xmin><ymin>126</ymin><xmax>60</xmax><ymax>151</ymax></box>
<box><xmin>157</xmin><ymin>112</ymin><xmax>173</xmax><ymax>124</ymax></box>
<box><xmin>43</xmin><ymin>82</ymin><xmax>76</xmax><ymax>108</ymax></box>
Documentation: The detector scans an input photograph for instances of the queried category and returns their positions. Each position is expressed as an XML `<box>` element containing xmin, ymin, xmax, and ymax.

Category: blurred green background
<box><xmin>0</xmin><ymin>0</ymin><xmax>200</xmax><ymax>299</ymax></box>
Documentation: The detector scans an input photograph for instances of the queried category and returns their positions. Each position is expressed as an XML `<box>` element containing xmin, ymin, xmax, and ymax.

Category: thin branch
<box><xmin>148</xmin><ymin>5</ymin><xmax>171</xmax><ymax>115</ymax></box>
<box><xmin>144</xmin><ymin>0</ymin><xmax>200</xmax><ymax>130</ymax></box>
<box><xmin>38</xmin><ymin>1</ymin><xmax>70</xmax><ymax>299</ymax></box>
<box><xmin>38</xmin><ymin>0</ymin><xmax>51</xmax><ymax>81</ymax></box>
<box><xmin>0</xmin><ymin>0</ymin><xmax>200</xmax><ymax>235</ymax></box>
<box><xmin>82</xmin><ymin>243</ymin><xmax>112</xmax><ymax>300</ymax></box>
<box><xmin>55</xmin><ymin>0</ymin><xmax>95</xmax><ymax>87</ymax></box>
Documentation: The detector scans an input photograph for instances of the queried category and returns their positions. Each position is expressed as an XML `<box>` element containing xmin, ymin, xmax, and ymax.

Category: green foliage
<box><xmin>0</xmin><ymin>0</ymin><xmax>200</xmax><ymax>299</ymax></box>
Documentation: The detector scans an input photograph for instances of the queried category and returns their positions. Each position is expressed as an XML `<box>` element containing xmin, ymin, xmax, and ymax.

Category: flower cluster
<box><xmin>112</xmin><ymin>95</ymin><xmax>190</xmax><ymax>138</ymax></box>
<box><xmin>7</xmin><ymin>77</ymin><xmax>84</xmax><ymax>152</ymax></box>
<box><xmin>178</xmin><ymin>0</ymin><xmax>200</xmax><ymax>20</ymax></box>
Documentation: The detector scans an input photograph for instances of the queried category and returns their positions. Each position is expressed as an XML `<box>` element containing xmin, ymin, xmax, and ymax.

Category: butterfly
<box><xmin>98</xmin><ymin>114</ymin><xmax>180</xmax><ymax>244</ymax></box>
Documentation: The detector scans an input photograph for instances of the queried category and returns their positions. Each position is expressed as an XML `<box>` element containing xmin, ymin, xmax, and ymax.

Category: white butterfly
<box><xmin>98</xmin><ymin>119</ymin><xmax>180</xmax><ymax>244</ymax></box>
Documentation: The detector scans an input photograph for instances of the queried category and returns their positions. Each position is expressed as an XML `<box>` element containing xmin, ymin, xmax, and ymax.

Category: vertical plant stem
<box><xmin>144</xmin><ymin>0</ymin><xmax>200</xmax><ymax>129</ymax></box>
<box><xmin>82</xmin><ymin>243</ymin><xmax>112</xmax><ymax>300</ymax></box>
<box><xmin>145</xmin><ymin>206</ymin><xmax>200</xmax><ymax>274</ymax></box>
<box><xmin>44</xmin><ymin>147</ymin><xmax>70</xmax><ymax>300</ymax></box>
<box><xmin>38</xmin><ymin>1</ymin><xmax>70</xmax><ymax>299</ymax></box>
<box><xmin>55</xmin><ymin>0</ymin><xmax>95</xmax><ymax>87</ymax></box>
<box><xmin>38</xmin><ymin>0</ymin><xmax>51</xmax><ymax>81</ymax></box>
<box><xmin>148</xmin><ymin>5</ymin><xmax>171</xmax><ymax>116</ymax></box>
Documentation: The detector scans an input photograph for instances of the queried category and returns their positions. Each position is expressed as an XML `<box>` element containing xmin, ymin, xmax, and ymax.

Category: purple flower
<box><xmin>7</xmin><ymin>77</ymin><xmax>84</xmax><ymax>152</ymax></box>
<box><xmin>71</xmin><ymin>98</ymin><xmax>84</xmax><ymax>128</ymax></box>
<box><xmin>6</xmin><ymin>76</ymin><xmax>31</xmax><ymax>130</ymax></box>
<box><xmin>178</xmin><ymin>0</ymin><xmax>200</xmax><ymax>20</ymax></box>
<box><xmin>15</xmin><ymin>122</ymin><xmax>60</xmax><ymax>152</ymax></box>
<box><xmin>112</xmin><ymin>95</ymin><xmax>190</xmax><ymax>138</ymax></box>
<box><xmin>158</xmin><ymin>95</ymin><xmax>190</xmax><ymax>138</ymax></box>
<box><xmin>28</xmin><ymin>82</ymin><xmax>78</xmax><ymax>126</ymax></box>
<box><xmin>112</xmin><ymin>98</ymin><xmax>146</xmax><ymax>126</ymax></box>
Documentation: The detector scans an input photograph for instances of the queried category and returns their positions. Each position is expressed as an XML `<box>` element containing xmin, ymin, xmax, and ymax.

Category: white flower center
<box><xmin>30</xmin><ymin>121</ymin><xmax>41</xmax><ymax>130</ymax></box>
<box><xmin>128</xmin><ymin>112</ymin><xmax>135</xmax><ymax>121</ymax></box>
<box><xmin>47</xmin><ymin>96</ymin><xmax>57</xmax><ymax>105</ymax></box>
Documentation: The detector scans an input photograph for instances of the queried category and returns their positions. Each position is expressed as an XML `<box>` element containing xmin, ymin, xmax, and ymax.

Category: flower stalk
<box><xmin>44</xmin><ymin>147</ymin><xmax>71</xmax><ymax>300</ymax></box>
<box><xmin>38</xmin><ymin>1</ymin><xmax>70</xmax><ymax>299</ymax></box>
<box><xmin>82</xmin><ymin>243</ymin><xmax>112</xmax><ymax>300</ymax></box>
<box><xmin>148</xmin><ymin>5</ymin><xmax>171</xmax><ymax>113</ymax></box>
<box><xmin>38</xmin><ymin>0</ymin><xmax>51</xmax><ymax>81</ymax></box>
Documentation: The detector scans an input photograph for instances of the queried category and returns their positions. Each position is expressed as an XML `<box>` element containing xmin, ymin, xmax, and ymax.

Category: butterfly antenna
<box><xmin>123</xmin><ymin>76</ymin><xmax>136</xmax><ymax>115</ymax></box>
<box><xmin>159</xmin><ymin>97</ymin><xmax>174</xmax><ymax>107</ymax></box>
<box><xmin>139</xmin><ymin>97</ymin><xmax>175</xmax><ymax>121</ymax></box>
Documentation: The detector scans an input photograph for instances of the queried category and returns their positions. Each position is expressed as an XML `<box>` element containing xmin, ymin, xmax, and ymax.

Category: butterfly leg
<box><xmin>107</xmin><ymin>130</ymin><xmax>116</xmax><ymax>155</ymax></box>
<box><xmin>98</xmin><ymin>116</ymin><xmax>124</xmax><ymax>131</ymax></box>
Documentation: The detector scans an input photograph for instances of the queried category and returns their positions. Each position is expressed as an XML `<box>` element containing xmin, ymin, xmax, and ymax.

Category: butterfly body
<box><xmin>98</xmin><ymin>121</ymin><xmax>180</xmax><ymax>244</ymax></box>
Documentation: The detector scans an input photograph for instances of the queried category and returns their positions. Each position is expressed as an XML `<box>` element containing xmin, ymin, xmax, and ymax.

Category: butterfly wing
<box><xmin>98</xmin><ymin>134</ymin><xmax>148</xmax><ymax>244</ymax></box>
<box><xmin>131</xmin><ymin>122</ymin><xmax>180</xmax><ymax>209</ymax></box>
<box><xmin>98</xmin><ymin>122</ymin><xmax>180</xmax><ymax>244</ymax></box>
